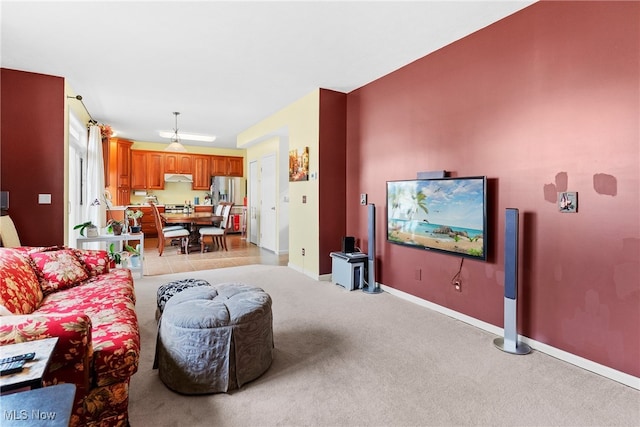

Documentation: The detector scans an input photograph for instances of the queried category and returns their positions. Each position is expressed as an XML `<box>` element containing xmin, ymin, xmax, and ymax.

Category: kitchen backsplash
<box><xmin>129</xmin><ymin>182</ymin><xmax>212</xmax><ymax>206</ymax></box>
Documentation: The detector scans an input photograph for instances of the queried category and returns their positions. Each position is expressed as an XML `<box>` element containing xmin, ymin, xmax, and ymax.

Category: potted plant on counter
<box><xmin>126</xmin><ymin>209</ymin><xmax>144</xmax><ymax>234</ymax></box>
<box><xmin>74</xmin><ymin>221</ymin><xmax>98</xmax><ymax>237</ymax></box>
<box><xmin>107</xmin><ymin>219</ymin><xmax>125</xmax><ymax>236</ymax></box>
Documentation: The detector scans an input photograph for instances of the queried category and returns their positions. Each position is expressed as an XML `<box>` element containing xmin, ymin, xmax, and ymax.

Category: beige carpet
<box><xmin>128</xmin><ymin>265</ymin><xmax>639</xmax><ymax>426</ymax></box>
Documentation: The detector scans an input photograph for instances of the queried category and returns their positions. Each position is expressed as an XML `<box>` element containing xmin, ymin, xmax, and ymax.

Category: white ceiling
<box><xmin>1</xmin><ymin>1</ymin><xmax>534</xmax><ymax>149</ymax></box>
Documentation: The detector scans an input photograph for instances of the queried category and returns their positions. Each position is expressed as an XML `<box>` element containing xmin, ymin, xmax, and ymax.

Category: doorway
<box><xmin>249</xmin><ymin>160</ymin><xmax>259</xmax><ymax>245</ymax></box>
<box><xmin>259</xmin><ymin>153</ymin><xmax>277</xmax><ymax>252</ymax></box>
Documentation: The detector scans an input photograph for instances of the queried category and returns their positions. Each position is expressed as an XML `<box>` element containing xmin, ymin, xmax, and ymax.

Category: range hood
<box><xmin>164</xmin><ymin>173</ymin><xmax>193</xmax><ymax>183</ymax></box>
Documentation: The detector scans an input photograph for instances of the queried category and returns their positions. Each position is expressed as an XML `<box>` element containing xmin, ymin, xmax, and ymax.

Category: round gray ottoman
<box><xmin>155</xmin><ymin>283</ymin><xmax>273</xmax><ymax>394</ymax></box>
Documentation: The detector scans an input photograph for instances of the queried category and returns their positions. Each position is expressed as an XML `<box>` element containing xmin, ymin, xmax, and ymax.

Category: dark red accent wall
<box><xmin>346</xmin><ymin>1</ymin><xmax>639</xmax><ymax>376</ymax></box>
<box><xmin>1</xmin><ymin>68</ymin><xmax>65</xmax><ymax>246</ymax></box>
<box><xmin>319</xmin><ymin>89</ymin><xmax>347</xmax><ymax>274</ymax></box>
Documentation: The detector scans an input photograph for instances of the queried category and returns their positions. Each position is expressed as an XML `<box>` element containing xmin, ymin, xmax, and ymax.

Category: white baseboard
<box><xmin>379</xmin><ymin>283</ymin><xmax>640</xmax><ymax>390</ymax></box>
<box><xmin>287</xmin><ymin>262</ymin><xmax>321</xmax><ymax>281</ymax></box>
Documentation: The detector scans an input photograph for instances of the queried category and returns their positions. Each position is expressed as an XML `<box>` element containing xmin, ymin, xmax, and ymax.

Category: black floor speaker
<box><xmin>493</xmin><ymin>208</ymin><xmax>531</xmax><ymax>354</ymax></box>
<box><xmin>363</xmin><ymin>203</ymin><xmax>382</xmax><ymax>294</ymax></box>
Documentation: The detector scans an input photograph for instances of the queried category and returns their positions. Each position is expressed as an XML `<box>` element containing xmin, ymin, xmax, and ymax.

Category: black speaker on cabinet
<box><xmin>342</xmin><ymin>236</ymin><xmax>355</xmax><ymax>254</ymax></box>
<box><xmin>493</xmin><ymin>208</ymin><xmax>531</xmax><ymax>354</ymax></box>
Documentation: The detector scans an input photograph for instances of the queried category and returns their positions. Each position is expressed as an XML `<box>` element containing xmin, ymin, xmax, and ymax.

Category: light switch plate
<box><xmin>38</xmin><ymin>194</ymin><xmax>52</xmax><ymax>204</ymax></box>
<box><xmin>360</xmin><ymin>194</ymin><xmax>367</xmax><ymax>205</ymax></box>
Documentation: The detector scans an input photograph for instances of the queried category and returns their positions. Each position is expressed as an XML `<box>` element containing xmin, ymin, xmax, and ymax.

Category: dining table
<box><xmin>161</xmin><ymin>212</ymin><xmax>223</xmax><ymax>225</ymax></box>
<box><xmin>161</xmin><ymin>212</ymin><xmax>224</xmax><ymax>251</ymax></box>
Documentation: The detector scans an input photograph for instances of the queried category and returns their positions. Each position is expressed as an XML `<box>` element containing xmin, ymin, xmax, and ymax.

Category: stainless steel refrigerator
<box><xmin>210</xmin><ymin>176</ymin><xmax>244</xmax><ymax>206</ymax></box>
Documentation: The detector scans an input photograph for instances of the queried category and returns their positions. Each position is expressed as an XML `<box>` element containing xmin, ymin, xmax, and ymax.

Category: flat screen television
<box><xmin>386</xmin><ymin>176</ymin><xmax>487</xmax><ymax>260</ymax></box>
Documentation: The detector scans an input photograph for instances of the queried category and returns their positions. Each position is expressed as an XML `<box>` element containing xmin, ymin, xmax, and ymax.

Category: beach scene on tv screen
<box><xmin>387</xmin><ymin>178</ymin><xmax>485</xmax><ymax>258</ymax></box>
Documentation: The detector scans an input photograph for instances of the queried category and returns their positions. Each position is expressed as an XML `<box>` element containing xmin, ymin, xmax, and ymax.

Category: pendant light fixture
<box><xmin>164</xmin><ymin>112</ymin><xmax>188</xmax><ymax>152</ymax></box>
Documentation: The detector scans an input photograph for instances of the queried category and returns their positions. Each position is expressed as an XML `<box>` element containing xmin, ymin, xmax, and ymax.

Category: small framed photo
<box><xmin>289</xmin><ymin>147</ymin><xmax>309</xmax><ymax>182</ymax></box>
<box><xmin>558</xmin><ymin>192</ymin><xmax>577</xmax><ymax>213</ymax></box>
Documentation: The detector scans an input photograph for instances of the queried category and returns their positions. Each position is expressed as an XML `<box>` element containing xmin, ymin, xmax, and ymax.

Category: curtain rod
<box><xmin>67</xmin><ymin>94</ymin><xmax>97</xmax><ymax>125</ymax></box>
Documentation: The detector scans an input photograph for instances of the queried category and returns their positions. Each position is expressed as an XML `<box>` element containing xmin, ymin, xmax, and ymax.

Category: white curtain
<box><xmin>85</xmin><ymin>125</ymin><xmax>106</xmax><ymax>230</ymax></box>
<box><xmin>68</xmin><ymin>111</ymin><xmax>88</xmax><ymax>247</ymax></box>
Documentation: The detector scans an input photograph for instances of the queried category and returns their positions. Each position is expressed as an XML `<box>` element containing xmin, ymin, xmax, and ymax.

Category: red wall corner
<box><xmin>1</xmin><ymin>68</ymin><xmax>65</xmax><ymax>246</ymax></box>
<box><xmin>318</xmin><ymin>89</ymin><xmax>347</xmax><ymax>274</ymax></box>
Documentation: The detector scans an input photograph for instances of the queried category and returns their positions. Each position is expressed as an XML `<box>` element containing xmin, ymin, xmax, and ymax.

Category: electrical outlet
<box><xmin>302</xmin><ymin>248</ymin><xmax>305</xmax><ymax>256</ymax></box>
<box><xmin>453</xmin><ymin>280</ymin><xmax>462</xmax><ymax>292</ymax></box>
<box><xmin>360</xmin><ymin>193</ymin><xmax>367</xmax><ymax>205</ymax></box>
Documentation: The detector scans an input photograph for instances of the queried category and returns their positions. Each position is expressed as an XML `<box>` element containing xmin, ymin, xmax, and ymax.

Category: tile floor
<box><xmin>142</xmin><ymin>233</ymin><xmax>288</xmax><ymax>275</ymax></box>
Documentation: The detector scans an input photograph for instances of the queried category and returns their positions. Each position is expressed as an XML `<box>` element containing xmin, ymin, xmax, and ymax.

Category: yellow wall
<box><xmin>130</xmin><ymin>181</ymin><xmax>215</xmax><ymax>206</ymax></box>
<box><xmin>238</xmin><ymin>89</ymin><xmax>320</xmax><ymax>276</ymax></box>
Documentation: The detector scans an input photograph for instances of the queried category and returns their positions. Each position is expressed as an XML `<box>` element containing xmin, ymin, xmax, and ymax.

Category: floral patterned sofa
<box><xmin>0</xmin><ymin>246</ymin><xmax>140</xmax><ymax>427</ymax></box>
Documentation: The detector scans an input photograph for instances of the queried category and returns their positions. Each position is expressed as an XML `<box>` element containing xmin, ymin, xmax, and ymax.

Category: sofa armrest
<box><xmin>0</xmin><ymin>313</ymin><xmax>92</xmax><ymax>392</ymax></box>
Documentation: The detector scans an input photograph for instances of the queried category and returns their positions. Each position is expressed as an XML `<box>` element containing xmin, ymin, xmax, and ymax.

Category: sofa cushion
<box><xmin>72</xmin><ymin>249</ymin><xmax>110</xmax><ymax>277</ymax></box>
<box><xmin>38</xmin><ymin>268</ymin><xmax>139</xmax><ymax>385</ymax></box>
<box><xmin>29</xmin><ymin>249</ymin><xmax>89</xmax><ymax>295</ymax></box>
<box><xmin>0</xmin><ymin>247</ymin><xmax>43</xmax><ymax>314</ymax></box>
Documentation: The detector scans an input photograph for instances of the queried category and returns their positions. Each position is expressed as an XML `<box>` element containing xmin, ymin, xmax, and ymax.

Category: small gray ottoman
<box><xmin>154</xmin><ymin>283</ymin><xmax>273</xmax><ymax>394</ymax></box>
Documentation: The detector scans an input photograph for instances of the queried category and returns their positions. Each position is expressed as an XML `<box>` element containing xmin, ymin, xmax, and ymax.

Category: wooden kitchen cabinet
<box><xmin>116</xmin><ymin>187</ymin><xmax>130</xmax><ymax>207</ymax></box>
<box><xmin>210</xmin><ymin>155</ymin><xmax>244</xmax><ymax>177</ymax></box>
<box><xmin>227</xmin><ymin>156</ymin><xmax>243</xmax><ymax>177</ymax></box>
<box><xmin>130</xmin><ymin>151</ymin><xmax>147</xmax><ymax>189</ymax></box>
<box><xmin>165</xmin><ymin>153</ymin><xmax>192</xmax><ymax>174</ymax></box>
<box><xmin>106</xmin><ymin>138</ymin><xmax>133</xmax><ymax>206</ymax></box>
<box><xmin>131</xmin><ymin>151</ymin><xmax>165</xmax><ymax>190</ymax></box>
<box><xmin>147</xmin><ymin>152</ymin><xmax>165</xmax><ymax>189</ymax></box>
<box><xmin>116</xmin><ymin>140</ymin><xmax>132</xmax><ymax>188</ymax></box>
<box><xmin>140</xmin><ymin>205</ymin><xmax>160</xmax><ymax>236</ymax></box>
<box><xmin>192</xmin><ymin>155</ymin><xmax>210</xmax><ymax>190</ymax></box>
<box><xmin>210</xmin><ymin>156</ymin><xmax>226</xmax><ymax>175</ymax></box>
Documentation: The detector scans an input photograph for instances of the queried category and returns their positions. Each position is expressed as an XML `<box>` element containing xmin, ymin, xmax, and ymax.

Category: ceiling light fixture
<box><xmin>158</xmin><ymin>130</ymin><xmax>216</xmax><ymax>143</ymax></box>
<box><xmin>164</xmin><ymin>112</ymin><xmax>188</xmax><ymax>152</ymax></box>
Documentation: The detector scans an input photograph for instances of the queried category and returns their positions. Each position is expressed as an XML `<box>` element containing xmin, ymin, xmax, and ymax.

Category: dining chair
<box><xmin>199</xmin><ymin>203</ymin><xmax>233</xmax><ymax>252</ymax></box>
<box><xmin>151</xmin><ymin>203</ymin><xmax>190</xmax><ymax>256</ymax></box>
<box><xmin>153</xmin><ymin>203</ymin><xmax>186</xmax><ymax>233</ymax></box>
<box><xmin>150</xmin><ymin>202</ymin><xmax>186</xmax><ymax>250</ymax></box>
<box><xmin>211</xmin><ymin>203</ymin><xmax>224</xmax><ymax>226</ymax></box>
